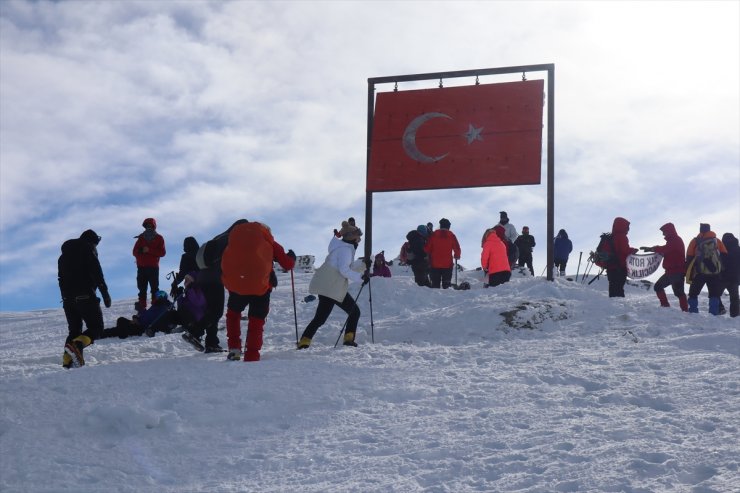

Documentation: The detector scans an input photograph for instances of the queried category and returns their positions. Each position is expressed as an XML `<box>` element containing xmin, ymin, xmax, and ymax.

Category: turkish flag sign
<box><xmin>368</xmin><ymin>80</ymin><xmax>544</xmax><ymax>192</ymax></box>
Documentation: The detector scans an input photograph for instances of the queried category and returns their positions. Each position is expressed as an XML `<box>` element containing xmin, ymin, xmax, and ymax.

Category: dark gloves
<box><xmin>100</xmin><ymin>288</ymin><xmax>112</xmax><ymax>308</ymax></box>
<box><xmin>361</xmin><ymin>272</ymin><xmax>370</xmax><ymax>286</ymax></box>
<box><xmin>640</xmin><ymin>246</ymin><xmax>654</xmax><ymax>252</ymax></box>
<box><xmin>287</xmin><ymin>249</ymin><xmax>296</xmax><ymax>260</ymax></box>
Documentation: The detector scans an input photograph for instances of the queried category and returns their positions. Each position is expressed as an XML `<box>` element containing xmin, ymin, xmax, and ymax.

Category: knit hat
<box><xmin>339</xmin><ymin>221</ymin><xmax>362</xmax><ymax>242</ymax></box>
<box><xmin>439</xmin><ymin>218</ymin><xmax>451</xmax><ymax>229</ymax></box>
<box><xmin>417</xmin><ymin>225</ymin><xmax>428</xmax><ymax>237</ymax></box>
<box><xmin>699</xmin><ymin>223</ymin><xmax>710</xmax><ymax>233</ymax></box>
<box><xmin>80</xmin><ymin>229</ymin><xmax>101</xmax><ymax>245</ymax></box>
<box><xmin>500</xmin><ymin>211</ymin><xmax>508</xmax><ymax>219</ymax></box>
<box><xmin>142</xmin><ymin>218</ymin><xmax>157</xmax><ymax>229</ymax></box>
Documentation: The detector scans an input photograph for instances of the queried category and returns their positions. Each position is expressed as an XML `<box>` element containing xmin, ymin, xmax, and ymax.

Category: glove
<box><xmin>137</xmin><ymin>247</ymin><xmax>144</xmax><ymax>254</ymax></box>
<box><xmin>287</xmin><ymin>249</ymin><xmax>296</xmax><ymax>260</ymax></box>
<box><xmin>640</xmin><ymin>246</ymin><xmax>654</xmax><ymax>252</ymax></box>
<box><xmin>361</xmin><ymin>272</ymin><xmax>370</xmax><ymax>286</ymax></box>
<box><xmin>101</xmin><ymin>290</ymin><xmax>112</xmax><ymax>308</ymax></box>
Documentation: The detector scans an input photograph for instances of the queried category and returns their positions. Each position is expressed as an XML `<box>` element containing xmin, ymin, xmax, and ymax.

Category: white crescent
<box><xmin>402</xmin><ymin>112</ymin><xmax>452</xmax><ymax>163</ymax></box>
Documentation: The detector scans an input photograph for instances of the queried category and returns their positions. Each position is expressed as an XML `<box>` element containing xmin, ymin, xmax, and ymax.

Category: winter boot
<box><xmin>343</xmin><ymin>331</ymin><xmax>358</xmax><ymax>347</ymax></box>
<box><xmin>182</xmin><ymin>332</ymin><xmax>205</xmax><ymax>352</ymax></box>
<box><xmin>244</xmin><ymin>317</ymin><xmax>265</xmax><ymax>362</ymax></box>
<box><xmin>64</xmin><ymin>335</ymin><xmax>92</xmax><ymax>368</ymax></box>
<box><xmin>688</xmin><ymin>296</ymin><xmax>699</xmax><ymax>313</ymax></box>
<box><xmin>225</xmin><ymin>309</ymin><xmax>242</xmax><ymax>352</ymax></box>
<box><xmin>136</xmin><ymin>297</ymin><xmax>147</xmax><ymax>311</ymax></box>
<box><xmin>297</xmin><ymin>336</ymin><xmax>312</xmax><ymax>350</ymax></box>
<box><xmin>708</xmin><ymin>297</ymin><xmax>720</xmax><ymax>316</ymax></box>
<box><xmin>226</xmin><ymin>348</ymin><xmax>242</xmax><ymax>361</ymax></box>
<box><xmin>678</xmin><ymin>294</ymin><xmax>689</xmax><ymax>312</ymax></box>
<box><xmin>204</xmin><ymin>344</ymin><xmax>225</xmax><ymax>353</ymax></box>
<box><xmin>656</xmin><ymin>290</ymin><xmax>670</xmax><ymax>307</ymax></box>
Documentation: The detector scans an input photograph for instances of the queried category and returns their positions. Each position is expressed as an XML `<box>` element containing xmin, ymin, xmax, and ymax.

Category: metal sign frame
<box><xmin>364</xmin><ymin>63</ymin><xmax>555</xmax><ymax>281</ymax></box>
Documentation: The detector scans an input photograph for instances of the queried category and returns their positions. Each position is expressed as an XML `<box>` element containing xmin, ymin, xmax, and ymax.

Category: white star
<box><xmin>464</xmin><ymin>124</ymin><xmax>484</xmax><ymax>144</ymax></box>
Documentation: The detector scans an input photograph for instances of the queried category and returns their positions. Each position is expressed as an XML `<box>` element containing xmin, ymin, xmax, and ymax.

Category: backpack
<box><xmin>195</xmin><ymin>231</ymin><xmax>230</xmax><ymax>270</ymax></box>
<box><xmin>404</xmin><ymin>242</ymin><xmax>416</xmax><ymax>262</ymax></box>
<box><xmin>693</xmin><ymin>236</ymin><xmax>723</xmax><ymax>275</ymax></box>
<box><xmin>592</xmin><ymin>233</ymin><xmax>617</xmax><ymax>269</ymax></box>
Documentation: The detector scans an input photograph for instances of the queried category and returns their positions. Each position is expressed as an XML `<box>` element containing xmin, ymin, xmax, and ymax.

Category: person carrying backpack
<box><xmin>406</xmin><ymin>225</ymin><xmax>430</xmax><ymax>287</ymax></box>
<box><xmin>514</xmin><ymin>226</ymin><xmax>536</xmax><ymax>276</ymax></box>
<box><xmin>221</xmin><ymin>221</ymin><xmax>296</xmax><ymax>361</ymax></box>
<box><xmin>639</xmin><ymin>222</ymin><xmax>688</xmax><ymax>311</ymax></box>
<box><xmin>607</xmin><ymin>217</ymin><xmax>638</xmax><ymax>298</ymax></box>
<box><xmin>425</xmin><ymin>218</ymin><xmax>461</xmax><ymax>289</ymax></box>
<box><xmin>132</xmin><ymin>218</ymin><xmax>166</xmax><ymax>310</ymax></box>
<box><xmin>553</xmin><ymin>229</ymin><xmax>573</xmax><ymax>276</ymax></box>
<box><xmin>685</xmin><ymin>223</ymin><xmax>728</xmax><ymax>315</ymax></box>
<box><xmin>58</xmin><ymin>229</ymin><xmax>112</xmax><ymax>368</ymax></box>
<box><xmin>298</xmin><ymin>221</ymin><xmax>368</xmax><ymax>349</ymax></box>
<box><xmin>182</xmin><ymin>219</ymin><xmax>248</xmax><ymax>354</ymax></box>
<box><xmin>718</xmin><ymin>232</ymin><xmax>739</xmax><ymax>317</ymax></box>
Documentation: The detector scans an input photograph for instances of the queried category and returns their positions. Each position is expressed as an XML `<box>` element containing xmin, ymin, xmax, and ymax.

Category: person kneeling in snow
<box><xmin>371</xmin><ymin>251</ymin><xmax>391</xmax><ymax>278</ymax></box>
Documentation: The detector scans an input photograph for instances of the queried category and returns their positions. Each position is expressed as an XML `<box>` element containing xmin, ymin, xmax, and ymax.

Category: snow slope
<box><xmin>1</xmin><ymin>265</ymin><xmax>738</xmax><ymax>493</ymax></box>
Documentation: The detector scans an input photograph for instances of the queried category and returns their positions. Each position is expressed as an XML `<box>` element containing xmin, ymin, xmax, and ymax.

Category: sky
<box><xmin>1</xmin><ymin>266</ymin><xmax>738</xmax><ymax>492</ymax></box>
<box><xmin>1</xmin><ymin>0</ymin><xmax>738</xmax><ymax>311</ymax></box>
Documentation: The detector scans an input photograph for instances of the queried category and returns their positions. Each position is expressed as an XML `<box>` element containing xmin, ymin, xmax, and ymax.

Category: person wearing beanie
<box><xmin>371</xmin><ymin>251</ymin><xmax>392</xmax><ymax>278</ymax></box>
<box><xmin>718</xmin><ymin>232</ymin><xmax>739</xmax><ymax>317</ymax></box>
<box><xmin>685</xmin><ymin>223</ymin><xmax>728</xmax><ymax>315</ymax></box>
<box><xmin>221</xmin><ymin>221</ymin><xmax>296</xmax><ymax>361</ymax></box>
<box><xmin>133</xmin><ymin>218</ymin><xmax>166</xmax><ymax>310</ymax></box>
<box><xmin>58</xmin><ymin>229</ymin><xmax>112</xmax><ymax>368</ymax></box>
<box><xmin>640</xmin><ymin>223</ymin><xmax>688</xmax><ymax>311</ymax></box>
<box><xmin>298</xmin><ymin>221</ymin><xmax>368</xmax><ymax>349</ymax></box>
<box><xmin>514</xmin><ymin>226</ymin><xmax>536</xmax><ymax>276</ymax></box>
<box><xmin>607</xmin><ymin>217</ymin><xmax>638</xmax><ymax>297</ymax></box>
<box><xmin>553</xmin><ymin>229</ymin><xmax>573</xmax><ymax>276</ymax></box>
<box><xmin>426</xmin><ymin>222</ymin><xmax>434</xmax><ymax>236</ymax></box>
<box><xmin>405</xmin><ymin>225</ymin><xmax>431</xmax><ymax>287</ymax></box>
<box><xmin>424</xmin><ymin>218</ymin><xmax>461</xmax><ymax>289</ymax></box>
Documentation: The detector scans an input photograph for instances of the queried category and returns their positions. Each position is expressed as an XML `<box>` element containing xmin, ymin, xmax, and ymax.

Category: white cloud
<box><xmin>1</xmin><ymin>0</ymin><xmax>738</xmax><ymax>310</ymax></box>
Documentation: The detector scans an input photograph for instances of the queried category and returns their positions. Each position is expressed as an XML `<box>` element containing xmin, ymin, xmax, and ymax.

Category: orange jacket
<box><xmin>221</xmin><ymin>222</ymin><xmax>295</xmax><ymax>296</ymax></box>
<box><xmin>481</xmin><ymin>232</ymin><xmax>510</xmax><ymax>274</ymax></box>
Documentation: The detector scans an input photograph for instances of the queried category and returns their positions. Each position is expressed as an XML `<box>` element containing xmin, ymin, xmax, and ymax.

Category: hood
<box><xmin>659</xmin><ymin>222</ymin><xmax>678</xmax><ymax>238</ymax></box>
<box><xmin>557</xmin><ymin>229</ymin><xmax>568</xmax><ymax>239</ymax></box>
<box><xmin>183</xmin><ymin>236</ymin><xmax>199</xmax><ymax>255</ymax></box>
<box><xmin>328</xmin><ymin>235</ymin><xmax>352</xmax><ymax>254</ymax></box>
<box><xmin>612</xmin><ymin>217</ymin><xmax>630</xmax><ymax>235</ymax></box>
<box><xmin>721</xmin><ymin>233</ymin><xmax>738</xmax><ymax>249</ymax></box>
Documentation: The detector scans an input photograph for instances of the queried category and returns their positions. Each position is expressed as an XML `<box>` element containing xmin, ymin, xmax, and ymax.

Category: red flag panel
<box><xmin>368</xmin><ymin>80</ymin><xmax>544</xmax><ymax>192</ymax></box>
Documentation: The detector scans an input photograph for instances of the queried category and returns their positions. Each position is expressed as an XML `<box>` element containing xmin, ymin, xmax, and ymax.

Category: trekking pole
<box><xmin>333</xmin><ymin>283</ymin><xmax>366</xmax><ymax>348</ymax></box>
<box><xmin>290</xmin><ymin>269</ymin><xmax>299</xmax><ymax>344</ymax></box>
<box><xmin>575</xmin><ymin>252</ymin><xmax>583</xmax><ymax>280</ymax></box>
<box><xmin>581</xmin><ymin>261</ymin><xmax>592</xmax><ymax>283</ymax></box>
<box><xmin>368</xmin><ymin>277</ymin><xmax>374</xmax><ymax>344</ymax></box>
<box><xmin>455</xmin><ymin>258</ymin><xmax>458</xmax><ymax>287</ymax></box>
<box><xmin>587</xmin><ymin>268</ymin><xmax>603</xmax><ymax>285</ymax></box>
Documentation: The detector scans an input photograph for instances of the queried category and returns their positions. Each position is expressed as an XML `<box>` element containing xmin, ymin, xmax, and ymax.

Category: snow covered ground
<box><xmin>1</xmin><ymin>264</ymin><xmax>738</xmax><ymax>493</ymax></box>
